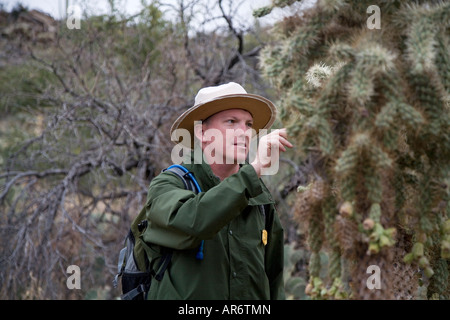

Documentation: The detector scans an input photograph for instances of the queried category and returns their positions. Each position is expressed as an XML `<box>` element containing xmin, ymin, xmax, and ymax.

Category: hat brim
<box><xmin>170</xmin><ymin>94</ymin><xmax>277</xmax><ymax>149</ymax></box>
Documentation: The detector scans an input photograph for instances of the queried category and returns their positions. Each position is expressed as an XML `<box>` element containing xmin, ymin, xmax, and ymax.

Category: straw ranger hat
<box><xmin>170</xmin><ymin>82</ymin><xmax>277</xmax><ymax>148</ymax></box>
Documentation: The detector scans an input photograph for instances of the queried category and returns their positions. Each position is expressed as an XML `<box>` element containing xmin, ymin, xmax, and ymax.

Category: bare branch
<box><xmin>0</xmin><ymin>169</ymin><xmax>68</xmax><ymax>202</ymax></box>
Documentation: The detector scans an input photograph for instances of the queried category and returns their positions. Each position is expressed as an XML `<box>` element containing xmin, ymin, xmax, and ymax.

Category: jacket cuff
<box><xmin>239</xmin><ymin>163</ymin><xmax>263</xmax><ymax>198</ymax></box>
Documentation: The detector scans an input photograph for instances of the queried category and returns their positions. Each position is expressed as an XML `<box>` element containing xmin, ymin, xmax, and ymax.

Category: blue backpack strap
<box><xmin>163</xmin><ymin>165</ymin><xmax>205</xmax><ymax>260</ymax></box>
<box><xmin>164</xmin><ymin>164</ymin><xmax>202</xmax><ymax>193</ymax></box>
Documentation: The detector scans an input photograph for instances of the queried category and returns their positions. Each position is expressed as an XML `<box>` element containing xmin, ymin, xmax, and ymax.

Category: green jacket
<box><xmin>142</xmin><ymin>153</ymin><xmax>285</xmax><ymax>300</ymax></box>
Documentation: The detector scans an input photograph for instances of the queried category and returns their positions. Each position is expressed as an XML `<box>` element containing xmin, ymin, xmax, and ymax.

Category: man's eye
<box><xmin>227</xmin><ymin>119</ymin><xmax>235</xmax><ymax>124</ymax></box>
<box><xmin>247</xmin><ymin>123</ymin><xmax>253</xmax><ymax>128</ymax></box>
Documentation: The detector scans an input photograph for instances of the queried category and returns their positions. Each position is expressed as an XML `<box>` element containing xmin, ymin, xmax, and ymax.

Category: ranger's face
<box><xmin>201</xmin><ymin>109</ymin><xmax>254</xmax><ymax>164</ymax></box>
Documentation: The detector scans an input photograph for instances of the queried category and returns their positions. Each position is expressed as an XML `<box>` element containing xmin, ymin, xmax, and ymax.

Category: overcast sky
<box><xmin>3</xmin><ymin>0</ymin><xmax>171</xmax><ymax>19</ymax></box>
<box><xmin>1</xmin><ymin>0</ymin><xmax>317</xmax><ymax>31</ymax></box>
<box><xmin>1</xmin><ymin>0</ymin><xmax>271</xmax><ymax>21</ymax></box>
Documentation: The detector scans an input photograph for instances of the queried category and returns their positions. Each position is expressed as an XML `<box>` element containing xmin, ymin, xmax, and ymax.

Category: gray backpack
<box><xmin>113</xmin><ymin>165</ymin><xmax>202</xmax><ymax>300</ymax></box>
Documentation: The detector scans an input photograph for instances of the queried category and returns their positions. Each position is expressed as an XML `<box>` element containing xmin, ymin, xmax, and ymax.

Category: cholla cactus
<box><xmin>259</xmin><ymin>0</ymin><xmax>450</xmax><ymax>299</ymax></box>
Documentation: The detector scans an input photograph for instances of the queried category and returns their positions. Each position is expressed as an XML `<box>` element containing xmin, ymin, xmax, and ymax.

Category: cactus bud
<box><xmin>412</xmin><ymin>242</ymin><xmax>424</xmax><ymax>257</ymax></box>
<box><xmin>313</xmin><ymin>277</ymin><xmax>323</xmax><ymax>287</ymax></box>
<box><xmin>424</xmin><ymin>267</ymin><xmax>434</xmax><ymax>278</ymax></box>
<box><xmin>441</xmin><ymin>240</ymin><xmax>450</xmax><ymax>259</ymax></box>
<box><xmin>369</xmin><ymin>231</ymin><xmax>379</xmax><ymax>242</ymax></box>
<box><xmin>403</xmin><ymin>252</ymin><xmax>414</xmax><ymax>264</ymax></box>
<box><xmin>367</xmin><ymin>243</ymin><xmax>380</xmax><ymax>255</ymax></box>
<box><xmin>379</xmin><ymin>234</ymin><xmax>392</xmax><ymax>247</ymax></box>
<box><xmin>327</xmin><ymin>285</ymin><xmax>337</xmax><ymax>296</ymax></box>
<box><xmin>297</xmin><ymin>185</ymin><xmax>310</xmax><ymax>193</ymax></box>
<box><xmin>385</xmin><ymin>227</ymin><xmax>397</xmax><ymax>238</ymax></box>
<box><xmin>374</xmin><ymin>222</ymin><xmax>384</xmax><ymax>235</ymax></box>
<box><xmin>363</xmin><ymin>218</ymin><xmax>375</xmax><ymax>230</ymax></box>
<box><xmin>339</xmin><ymin>201</ymin><xmax>354</xmax><ymax>218</ymax></box>
<box><xmin>418</xmin><ymin>256</ymin><xmax>429</xmax><ymax>268</ymax></box>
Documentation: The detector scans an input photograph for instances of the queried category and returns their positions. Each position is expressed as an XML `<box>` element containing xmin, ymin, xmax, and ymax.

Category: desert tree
<box><xmin>0</xmin><ymin>0</ymin><xmax>269</xmax><ymax>299</ymax></box>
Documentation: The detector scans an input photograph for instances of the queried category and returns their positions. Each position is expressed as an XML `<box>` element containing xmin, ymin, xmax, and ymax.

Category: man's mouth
<box><xmin>234</xmin><ymin>142</ymin><xmax>247</xmax><ymax>149</ymax></box>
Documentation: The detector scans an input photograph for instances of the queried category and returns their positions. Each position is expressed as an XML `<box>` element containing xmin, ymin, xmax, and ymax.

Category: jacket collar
<box><xmin>182</xmin><ymin>151</ymin><xmax>222</xmax><ymax>191</ymax></box>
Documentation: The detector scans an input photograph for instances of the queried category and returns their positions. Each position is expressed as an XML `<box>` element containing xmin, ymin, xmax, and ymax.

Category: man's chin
<box><xmin>226</xmin><ymin>153</ymin><xmax>248</xmax><ymax>164</ymax></box>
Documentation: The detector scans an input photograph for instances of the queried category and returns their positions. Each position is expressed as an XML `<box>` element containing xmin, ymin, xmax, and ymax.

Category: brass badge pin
<box><xmin>262</xmin><ymin>229</ymin><xmax>268</xmax><ymax>246</ymax></box>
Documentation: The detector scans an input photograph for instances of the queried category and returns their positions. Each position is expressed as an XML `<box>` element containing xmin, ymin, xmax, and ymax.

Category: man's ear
<box><xmin>193</xmin><ymin>121</ymin><xmax>204</xmax><ymax>142</ymax></box>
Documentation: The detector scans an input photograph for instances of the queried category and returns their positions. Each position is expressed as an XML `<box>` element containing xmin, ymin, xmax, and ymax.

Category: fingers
<box><xmin>279</xmin><ymin>136</ymin><xmax>293</xmax><ymax>149</ymax></box>
<box><xmin>252</xmin><ymin>128</ymin><xmax>294</xmax><ymax>176</ymax></box>
<box><xmin>274</xmin><ymin>128</ymin><xmax>288</xmax><ymax>139</ymax></box>
<box><xmin>263</xmin><ymin>128</ymin><xmax>293</xmax><ymax>151</ymax></box>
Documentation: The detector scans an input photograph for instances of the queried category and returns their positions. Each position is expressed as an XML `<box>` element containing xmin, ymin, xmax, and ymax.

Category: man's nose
<box><xmin>238</xmin><ymin>122</ymin><xmax>248</xmax><ymax>131</ymax></box>
<box><xmin>235</xmin><ymin>125</ymin><xmax>251</xmax><ymax>138</ymax></box>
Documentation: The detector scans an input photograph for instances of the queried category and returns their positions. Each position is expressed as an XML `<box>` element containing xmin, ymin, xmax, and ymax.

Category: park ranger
<box><xmin>143</xmin><ymin>82</ymin><xmax>293</xmax><ymax>299</ymax></box>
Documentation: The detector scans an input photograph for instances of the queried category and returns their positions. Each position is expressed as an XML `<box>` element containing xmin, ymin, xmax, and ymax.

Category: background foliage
<box><xmin>0</xmin><ymin>0</ymin><xmax>281</xmax><ymax>299</ymax></box>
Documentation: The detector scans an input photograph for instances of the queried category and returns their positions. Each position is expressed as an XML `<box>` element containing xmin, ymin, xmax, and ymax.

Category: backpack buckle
<box><xmin>137</xmin><ymin>220</ymin><xmax>148</xmax><ymax>232</ymax></box>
